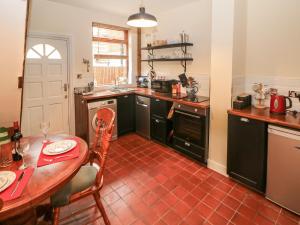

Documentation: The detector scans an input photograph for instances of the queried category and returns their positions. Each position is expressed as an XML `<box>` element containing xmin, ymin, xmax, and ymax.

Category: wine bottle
<box><xmin>11</xmin><ymin>121</ymin><xmax>22</xmax><ymax>161</ymax></box>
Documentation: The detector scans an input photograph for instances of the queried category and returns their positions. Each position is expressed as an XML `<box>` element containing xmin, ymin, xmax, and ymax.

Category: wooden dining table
<box><xmin>0</xmin><ymin>134</ymin><xmax>89</xmax><ymax>222</ymax></box>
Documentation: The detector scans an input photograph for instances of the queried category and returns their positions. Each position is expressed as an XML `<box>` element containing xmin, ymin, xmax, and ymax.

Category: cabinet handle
<box><xmin>124</xmin><ymin>95</ymin><xmax>128</xmax><ymax>98</ymax></box>
<box><xmin>155</xmin><ymin>119</ymin><xmax>159</xmax><ymax>123</ymax></box>
<box><xmin>81</xmin><ymin>100</ymin><xmax>85</xmax><ymax>104</ymax></box>
<box><xmin>240</xmin><ymin>117</ymin><xmax>249</xmax><ymax>123</ymax></box>
<box><xmin>155</xmin><ymin>99</ymin><xmax>160</xmax><ymax>102</ymax></box>
<box><xmin>184</xmin><ymin>142</ymin><xmax>191</xmax><ymax>147</ymax></box>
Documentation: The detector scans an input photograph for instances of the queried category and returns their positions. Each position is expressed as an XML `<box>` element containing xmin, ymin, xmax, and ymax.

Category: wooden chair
<box><xmin>51</xmin><ymin>108</ymin><xmax>115</xmax><ymax>225</ymax></box>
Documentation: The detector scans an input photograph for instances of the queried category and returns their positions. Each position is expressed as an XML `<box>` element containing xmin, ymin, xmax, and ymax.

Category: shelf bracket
<box><xmin>181</xmin><ymin>60</ymin><xmax>187</xmax><ymax>73</ymax></box>
<box><xmin>148</xmin><ymin>60</ymin><xmax>154</xmax><ymax>70</ymax></box>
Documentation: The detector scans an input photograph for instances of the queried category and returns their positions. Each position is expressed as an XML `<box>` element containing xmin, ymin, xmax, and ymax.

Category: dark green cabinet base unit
<box><xmin>117</xmin><ymin>94</ymin><xmax>135</xmax><ymax>136</ymax></box>
<box><xmin>150</xmin><ymin>98</ymin><xmax>172</xmax><ymax>144</ymax></box>
<box><xmin>227</xmin><ymin>114</ymin><xmax>267</xmax><ymax>193</ymax></box>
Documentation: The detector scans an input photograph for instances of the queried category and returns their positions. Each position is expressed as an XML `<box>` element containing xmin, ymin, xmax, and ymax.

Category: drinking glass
<box><xmin>18</xmin><ymin>139</ymin><xmax>30</xmax><ymax>170</ymax></box>
<box><xmin>40</xmin><ymin>121</ymin><xmax>50</xmax><ymax>143</ymax></box>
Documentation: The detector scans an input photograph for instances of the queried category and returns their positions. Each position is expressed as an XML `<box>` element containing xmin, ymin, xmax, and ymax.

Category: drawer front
<box><xmin>173</xmin><ymin>136</ymin><xmax>205</xmax><ymax>163</ymax></box>
<box><xmin>150</xmin><ymin>98</ymin><xmax>171</xmax><ymax>119</ymax></box>
<box><xmin>151</xmin><ymin>116</ymin><xmax>168</xmax><ymax>144</ymax></box>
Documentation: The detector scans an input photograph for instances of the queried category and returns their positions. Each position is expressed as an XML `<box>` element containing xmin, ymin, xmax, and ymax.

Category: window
<box><xmin>26</xmin><ymin>44</ymin><xmax>62</xmax><ymax>60</ymax></box>
<box><xmin>92</xmin><ymin>22</ymin><xmax>129</xmax><ymax>86</ymax></box>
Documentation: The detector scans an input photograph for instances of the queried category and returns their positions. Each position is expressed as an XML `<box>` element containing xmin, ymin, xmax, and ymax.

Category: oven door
<box><xmin>173</xmin><ymin>109</ymin><xmax>206</xmax><ymax>148</ymax></box>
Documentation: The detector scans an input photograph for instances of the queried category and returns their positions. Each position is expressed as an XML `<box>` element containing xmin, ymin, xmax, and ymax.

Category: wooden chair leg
<box><xmin>93</xmin><ymin>192</ymin><xmax>110</xmax><ymax>225</ymax></box>
<box><xmin>52</xmin><ymin>207</ymin><xmax>60</xmax><ymax>225</ymax></box>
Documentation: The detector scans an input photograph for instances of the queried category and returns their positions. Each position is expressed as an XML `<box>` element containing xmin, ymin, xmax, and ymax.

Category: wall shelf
<box><xmin>141</xmin><ymin>42</ymin><xmax>193</xmax><ymax>50</ymax></box>
<box><xmin>141</xmin><ymin>42</ymin><xmax>194</xmax><ymax>73</ymax></box>
<box><xmin>141</xmin><ymin>58</ymin><xmax>193</xmax><ymax>62</ymax></box>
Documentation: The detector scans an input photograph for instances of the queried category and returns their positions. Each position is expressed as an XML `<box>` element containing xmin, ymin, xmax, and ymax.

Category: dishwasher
<box><xmin>267</xmin><ymin>125</ymin><xmax>300</xmax><ymax>215</ymax></box>
<box><xmin>135</xmin><ymin>96</ymin><xmax>150</xmax><ymax>139</ymax></box>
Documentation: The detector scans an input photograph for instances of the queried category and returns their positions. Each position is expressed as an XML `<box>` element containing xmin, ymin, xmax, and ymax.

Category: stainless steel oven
<box><xmin>173</xmin><ymin>103</ymin><xmax>209</xmax><ymax>163</ymax></box>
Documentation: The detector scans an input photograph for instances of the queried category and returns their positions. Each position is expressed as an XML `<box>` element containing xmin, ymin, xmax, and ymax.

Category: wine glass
<box><xmin>18</xmin><ymin>138</ymin><xmax>30</xmax><ymax>170</ymax></box>
<box><xmin>40</xmin><ymin>121</ymin><xmax>50</xmax><ymax>143</ymax></box>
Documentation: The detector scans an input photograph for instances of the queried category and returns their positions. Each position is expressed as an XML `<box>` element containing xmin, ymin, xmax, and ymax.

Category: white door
<box><xmin>22</xmin><ymin>37</ymin><xmax>69</xmax><ymax>136</ymax></box>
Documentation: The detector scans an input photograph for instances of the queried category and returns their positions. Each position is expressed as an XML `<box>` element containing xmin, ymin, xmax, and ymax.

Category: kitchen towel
<box><xmin>0</xmin><ymin>167</ymin><xmax>34</xmax><ymax>201</ymax></box>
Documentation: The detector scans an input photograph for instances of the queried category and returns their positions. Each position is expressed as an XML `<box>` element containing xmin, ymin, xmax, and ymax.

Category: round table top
<box><xmin>0</xmin><ymin>135</ymin><xmax>89</xmax><ymax>220</ymax></box>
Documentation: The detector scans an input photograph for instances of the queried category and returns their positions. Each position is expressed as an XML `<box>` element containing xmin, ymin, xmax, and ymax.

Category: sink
<box><xmin>110</xmin><ymin>88</ymin><xmax>135</xmax><ymax>93</ymax></box>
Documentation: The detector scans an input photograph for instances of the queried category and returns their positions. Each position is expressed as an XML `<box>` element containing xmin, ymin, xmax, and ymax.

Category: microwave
<box><xmin>151</xmin><ymin>79</ymin><xmax>176</xmax><ymax>93</ymax></box>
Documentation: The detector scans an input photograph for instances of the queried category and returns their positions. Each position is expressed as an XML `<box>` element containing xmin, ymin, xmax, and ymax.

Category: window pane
<box><xmin>32</xmin><ymin>44</ymin><xmax>44</xmax><ymax>56</ymax></box>
<box><xmin>26</xmin><ymin>49</ymin><xmax>41</xmax><ymax>59</ymax></box>
<box><xmin>48</xmin><ymin>50</ymin><xmax>62</xmax><ymax>59</ymax></box>
<box><xmin>92</xmin><ymin>27</ymin><xmax>125</xmax><ymax>40</ymax></box>
<box><xmin>94</xmin><ymin>60</ymin><xmax>127</xmax><ymax>86</ymax></box>
<box><xmin>45</xmin><ymin>44</ymin><xmax>55</xmax><ymax>56</ymax></box>
<box><xmin>93</xmin><ymin>42</ymin><xmax>127</xmax><ymax>56</ymax></box>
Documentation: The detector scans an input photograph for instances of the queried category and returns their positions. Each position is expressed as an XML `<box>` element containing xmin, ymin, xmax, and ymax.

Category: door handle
<box><xmin>155</xmin><ymin>99</ymin><xmax>160</xmax><ymax>102</ymax></box>
<box><xmin>124</xmin><ymin>95</ymin><xmax>128</xmax><ymax>98</ymax></box>
<box><xmin>184</xmin><ymin>142</ymin><xmax>191</xmax><ymax>147</ymax></box>
<box><xmin>136</xmin><ymin>102</ymin><xmax>148</xmax><ymax>108</ymax></box>
<box><xmin>64</xmin><ymin>83</ymin><xmax>68</xmax><ymax>92</ymax></box>
<box><xmin>240</xmin><ymin>117</ymin><xmax>249</xmax><ymax>123</ymax></box>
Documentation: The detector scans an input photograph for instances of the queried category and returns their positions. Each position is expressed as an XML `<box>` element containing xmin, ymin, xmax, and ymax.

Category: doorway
<box><xmin>21</xmin><ymin>35</ymin><xmax>70</xmax><ymax>136</ymax></box>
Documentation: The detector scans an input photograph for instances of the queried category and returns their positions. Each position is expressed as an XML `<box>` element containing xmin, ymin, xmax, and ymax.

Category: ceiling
<box><xmin>48</xmin><ymin>0</ymin><xmax>200</xmax><ymax>16</ymax></box>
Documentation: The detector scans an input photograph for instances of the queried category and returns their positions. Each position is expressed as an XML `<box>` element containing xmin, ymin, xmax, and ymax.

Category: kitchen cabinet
<box><xmin>150</xmin><ymin>98</ymin><xmax>172</xmax><ymax>144</ymax></box>
<box><xmin>74</xmin><ymin>94</ymin><xmax>88</xmax><ymax>142</ymax></box>
<box><xmin>117</xmin><ymin>94</ymin><xmax>135</xmax><ymax>136</ymax></box>
<box><xmin>227</xmin><ymin>114</ymin><xmax>267</xmax><ymax>193</ymax></box>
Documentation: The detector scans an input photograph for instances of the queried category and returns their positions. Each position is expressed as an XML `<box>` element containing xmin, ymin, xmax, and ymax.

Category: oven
<box><xmin>173</xmin><ymin>103</ymin><xmax>209</xmax><ymax>163</ymax></box>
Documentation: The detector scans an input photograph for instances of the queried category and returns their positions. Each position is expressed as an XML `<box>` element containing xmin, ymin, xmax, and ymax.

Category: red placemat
<box><xmin>37</xmin><ymin>139</ymin><xmax>80</xmax><ymax>167</ymax></box>
<box><xmin>0</xmin><ymin>167</ymin><xmax>34</xmax><ymax>201</ymax></box>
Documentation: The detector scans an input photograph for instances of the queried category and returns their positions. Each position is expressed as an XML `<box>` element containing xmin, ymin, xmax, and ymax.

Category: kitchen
<box><xmin>0</xmin><ymin>0</ymin><xmax>300</xmax><ymax>225</ymax></box>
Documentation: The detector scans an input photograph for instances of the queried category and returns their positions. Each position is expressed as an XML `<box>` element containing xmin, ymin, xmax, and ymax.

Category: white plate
<box><xmin>43</xmin><ymin>140</ymin><xmax>77</xmax><ymax>156</ymax></box>
<box><xmin>0</xmin><ymin>171</ymin><xmax>16</xmax><ymax>192</ymax></box>
<box><xmin>0</xmin><ymin>176</ymin><xmax>8</xmax><ymax>189</ymax></box>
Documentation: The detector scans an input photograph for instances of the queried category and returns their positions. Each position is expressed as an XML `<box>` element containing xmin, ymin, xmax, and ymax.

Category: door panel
<box><xmin>22</xmin><ymin>37</ymin><xmax>69</xmax><ymax>136</ymax></box>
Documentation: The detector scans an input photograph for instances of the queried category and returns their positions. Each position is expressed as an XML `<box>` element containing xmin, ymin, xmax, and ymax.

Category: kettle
<box><xmin>270</xmin><ymin>94</ymin><xmax>292</xmax><ymax>114</ymax></box>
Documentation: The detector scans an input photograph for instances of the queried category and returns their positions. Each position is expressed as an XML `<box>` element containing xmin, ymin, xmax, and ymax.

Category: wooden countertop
<box><xmin>228</xmin><ymin>107</ymin><xmax>300</xmax><ymax>130</ymax></box>
<box><xmin>80</xmin><ymin>88</ymin><xmax>210</xmax><ymax>109</ymax></box>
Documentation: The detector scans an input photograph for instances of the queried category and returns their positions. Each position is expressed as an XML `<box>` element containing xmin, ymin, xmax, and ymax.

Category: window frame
<box><xmin>92</xmin><ymin>22</ymin><xmax>129</xmax><ymax>86</ymax></box>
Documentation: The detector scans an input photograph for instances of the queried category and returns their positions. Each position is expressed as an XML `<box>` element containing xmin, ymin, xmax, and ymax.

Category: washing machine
<box><xmin>87</xmin><ymin>99</ymin><xmax>117</xmax><ymax>147</ymax></box>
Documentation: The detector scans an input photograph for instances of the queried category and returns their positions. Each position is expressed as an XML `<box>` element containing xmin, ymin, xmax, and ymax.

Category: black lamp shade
<box><xmin>127</xmin><ymin>7</ymin><xmax>158</xmax><ymax>27</ymax></box>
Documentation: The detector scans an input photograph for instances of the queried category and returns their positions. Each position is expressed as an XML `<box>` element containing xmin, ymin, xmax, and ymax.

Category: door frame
<box><xmin>25</xmin><ymin>32</ymin><xmax>73</xmax><ymax>134</ymax></box>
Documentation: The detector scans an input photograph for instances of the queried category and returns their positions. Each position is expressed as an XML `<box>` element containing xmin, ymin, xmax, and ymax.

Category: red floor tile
<box><xmin>161</xmin><ymin>210</ymin><xmax>182</xmax><ymax>225</ymax></box>
<box><xmin>62</xmin><ymin>133</ymin><xmax>300</xmax><ymax>225</ymax></box>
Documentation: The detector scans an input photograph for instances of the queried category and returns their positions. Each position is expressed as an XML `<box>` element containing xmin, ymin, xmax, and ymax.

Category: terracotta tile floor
<box><xmin>61</xmin><ymin>133</ymin><xmax>300</xmax><ymax>225</ymax></box>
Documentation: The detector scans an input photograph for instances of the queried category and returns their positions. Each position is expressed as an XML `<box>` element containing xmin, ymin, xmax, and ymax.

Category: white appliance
<box><xmin>267</xmin><ymin>125</ymin><xmax>300</xmax><ymax>215</ymax></box>
<box><xmin>87</xmin><ymin>99</ymin><xmax>117</xmax><ymax>146</ymax></box>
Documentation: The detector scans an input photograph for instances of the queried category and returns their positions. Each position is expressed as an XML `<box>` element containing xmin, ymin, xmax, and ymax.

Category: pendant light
<box><xmin>127</xmin><ymin>1</ymin><xmax>158</xmax><ymax>28</ymax></box>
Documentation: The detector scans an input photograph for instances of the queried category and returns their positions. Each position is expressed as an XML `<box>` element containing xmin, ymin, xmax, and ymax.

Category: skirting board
<box><xmin>207</xmin><ymin>159</ymin><xmax>228</xmax><ymax>177</ymax></box>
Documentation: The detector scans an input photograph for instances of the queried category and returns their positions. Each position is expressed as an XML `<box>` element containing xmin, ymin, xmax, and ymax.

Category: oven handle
<box><xmin>175</xmin><ymin>110</ymin><xmax>201</xmax><ymax>119</ymax></box>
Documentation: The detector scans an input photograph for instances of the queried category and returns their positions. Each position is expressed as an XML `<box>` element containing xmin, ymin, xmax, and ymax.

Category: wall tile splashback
<box><xmin>233</xmin><ymin>75</ymin><xmax>300</xmax><ymax>112</ymax></box>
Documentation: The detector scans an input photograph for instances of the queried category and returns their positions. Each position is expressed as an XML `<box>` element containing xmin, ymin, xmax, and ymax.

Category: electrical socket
<box><xmin>289</xmin><ymin>90</ymin><xmax>300</xmax><ymax>99</ymax></box>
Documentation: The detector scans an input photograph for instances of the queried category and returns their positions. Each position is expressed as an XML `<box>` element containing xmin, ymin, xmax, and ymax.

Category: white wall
<box><xmin>246</xmin><ymin>0</ymin><xmax>300</xmax><ymax>78</ymax></box>
<box><xmin>0</xmin><ymin>0</ymin><xmax>27</xmax><ymax>127</ymax></box>
<box><xmin>208</xmin><ymin>0</ymin><xmax>235</xmax><ymax>175</ymax></box>
<box><xmin>141</xmin><ymin>0</ymin><xmax>212</xmax><ymax>97</ymax></box>
<box><xmin>232</xmin><ymin>0</ymin><xmax>300</xmax><ymax>111</ymax></box>
<box><xmin>28</xmin><ymin>0</ymin><xmax>137</xmax><ymax>134</ymax></box>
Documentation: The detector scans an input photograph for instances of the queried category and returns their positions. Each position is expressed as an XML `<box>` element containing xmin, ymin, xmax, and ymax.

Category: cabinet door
<box><xmin>151</xmin><ymin>116</ymin><xmax>168</xmax><ymax>144</ymax></box>
<box><xmin>227</xmin><ymin>115</ymin><xmax>267</xmax><ymax>193</ymax></box>
<box><xmin>150</xmin><ymin>98</ymin><xmax>172</xmax><ymax>119</ymax></box>
<box><xmin>117</xmin><ymin>94</ymin><xmax>135</xmax><ymax>136</ymax></box>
